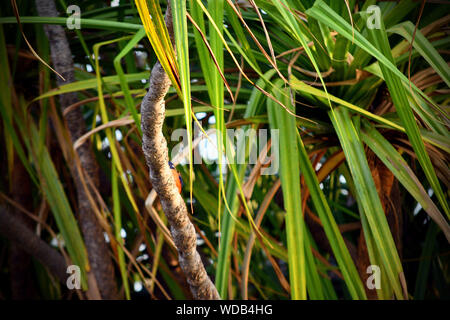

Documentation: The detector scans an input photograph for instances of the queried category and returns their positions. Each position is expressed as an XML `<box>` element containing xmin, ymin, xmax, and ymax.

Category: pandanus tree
<box><xmin>0</xmin><ymin>0</ymin><xmax>448</xmax><ymax>300</ymax></box>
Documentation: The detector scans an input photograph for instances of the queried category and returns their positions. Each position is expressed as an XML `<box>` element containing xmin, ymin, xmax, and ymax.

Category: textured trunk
<box><xmin>35</xmin><ymin>0</ymin><xmax>118</xmax><ymax>299</ymax></box>
<box><xmin>9</xmin><ymin>157</ymin><xmax>35</xmax><ymax>299</ymax></box>
<box><xmin>140</xmin><ymin>2</ymin><xmax>220</xmax><ymax>300</ymax></box>
<box><xmin>0</xmin><ymin>206</ymin><xmax>68</xmax><ymax>284</ymax></box>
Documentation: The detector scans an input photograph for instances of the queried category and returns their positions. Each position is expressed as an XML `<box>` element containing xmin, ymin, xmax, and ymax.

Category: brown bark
<box><xmin>140</xmin><ymin>2</ymin><xmax>220</xmax><ymax>300</ymax></box>
<box><xmin>9</xmin><ymin>157</ymin><xmax>35</xmax><ymax>299</ymax></box>
<box><xmin>0</xmin><ymin>205</ymin><xmax>68</xmax><ymax>284</ymax></box>
<box><xmin>34</xmin><ymin>0</ymin><xmax>118</xmax><ymax>299</ymax></box>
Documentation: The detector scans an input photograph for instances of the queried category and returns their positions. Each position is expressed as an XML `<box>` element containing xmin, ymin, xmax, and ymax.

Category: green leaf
<box><xmin>388</xmin><ymin>21</ymin><xmax>450</xmax><ymax>87</ymax></box>
<box><xmin>330</xmin><ymin>107</ymin><xmax>405</xmax><ymax>299</ymax></box>
<box><xmin>296</xmin><ymin>126</ymin><xmax>367</xmax><ymax>299</ymax></box>
<box><xmin>366</xmin><ymin>15</ymin><xmax>450</xmax><ymax>220</ymax></box>
<box><xmin>113</xmin><ymin>28</ymin><xmax>146</xmax><ymax>134</ymax></box>
<box><xmin>172</xmin><ymin>0</ymin><xmax>194</xmax><ymax>217</ymax></box>
<box><xmin>30</xmin><ymin>125</ymin><xmax>89</xmax><ymax>290</ymax></box>
<box><xmin>267</xmin><ymin>80</ymin><xmax>306</xmax><ymax>300</ymax></box>
<box><xmin>361</xmin><ymin>121</ymin><xmax>450</xmax><ymax>241</ymax></box>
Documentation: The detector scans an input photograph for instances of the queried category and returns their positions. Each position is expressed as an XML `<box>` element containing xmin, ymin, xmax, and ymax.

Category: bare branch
<box><xmin>140</xmin><ymin>2</ymin><xmax>220</xmax><ymax>300</ymax></box>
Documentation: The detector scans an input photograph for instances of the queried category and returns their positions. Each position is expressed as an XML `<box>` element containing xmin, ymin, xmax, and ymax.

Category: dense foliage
<box><xmin>0</xmin><ymin>0</ymin><xmax>449</xmax><ymax>300</ymax></box>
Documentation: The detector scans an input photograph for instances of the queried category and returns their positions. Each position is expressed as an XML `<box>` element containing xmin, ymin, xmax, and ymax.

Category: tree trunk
<box><xmin>0</xmin><ymin>206</ymin><xmax>68</xmax><ymax>284</ymax></box>
<box><xmin>35</xmin><ymin>0</ymin><xmax>118</xmax><ymax>299</ymax></box>
<box><xmin>9</xmin><ymin>157</ymin><xmax>35</xmax><ymax>299</ymax></box>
